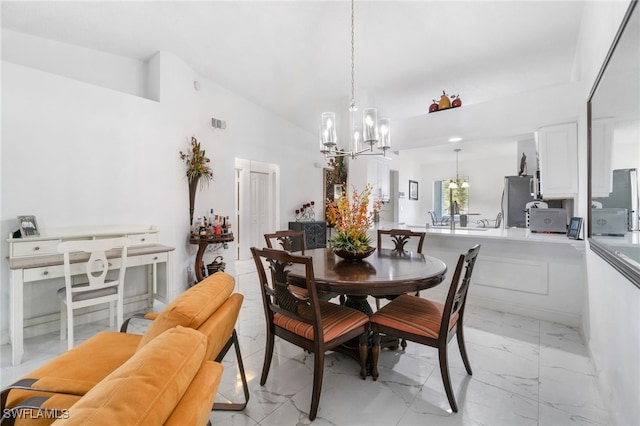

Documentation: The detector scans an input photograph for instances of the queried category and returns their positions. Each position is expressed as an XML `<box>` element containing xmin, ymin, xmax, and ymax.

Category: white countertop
<box><xmin>7</xmin><ymin>224</ymin><xmax>158</xmax><ymax>241</ymax></box>
<box><xmin>374</xmin><ymin>222</ymin><xmax>584</xmax><ymax>247</ymax></box>
<box><xmin>592</xmin><ymin>231</ymin><xmax>640</xmax><ymax>246</ymax></box>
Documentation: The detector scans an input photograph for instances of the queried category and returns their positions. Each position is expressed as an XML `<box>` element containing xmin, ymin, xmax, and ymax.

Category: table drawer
<box><xmin>23</xmin><ymin>265</ymin><xmax>64</xmax><ymax>282</ymax></box>
<box><xmin>126</xmin><ymin>233</ymin><xmax>158</xmax><ymax>245</ymax></box>
<box><xmin>12</xmin><ymin>239</ymin><xmax>62</xmax><ymax>257</ymax></box>
<box><xmin>23</xmin><ymin>259</ymin><xmax>122</xmax><ymax>282</ymax></box>
<box><xmin>127</xmin><ymin>252</ymin><xmax>168</xmax><ymax>267</ymax></box>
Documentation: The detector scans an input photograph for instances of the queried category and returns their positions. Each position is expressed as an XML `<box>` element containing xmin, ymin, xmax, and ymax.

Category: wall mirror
<box><xmin>588</xmin><ymin>0</ymin><xmax>640</xmax><ymax>287</ymax></box>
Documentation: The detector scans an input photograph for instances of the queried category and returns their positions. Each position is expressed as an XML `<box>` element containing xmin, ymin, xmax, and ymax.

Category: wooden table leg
<box><xmin>194</xmin><ymin>242</ymin><xmax>208</xmax><ymax>282</ymax></box>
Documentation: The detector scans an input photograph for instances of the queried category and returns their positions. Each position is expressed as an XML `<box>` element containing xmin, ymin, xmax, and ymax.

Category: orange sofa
<box><xmin>1</xmin><ymin>272</ymin><xmax>247</xmax><ymax>425</ymax></box>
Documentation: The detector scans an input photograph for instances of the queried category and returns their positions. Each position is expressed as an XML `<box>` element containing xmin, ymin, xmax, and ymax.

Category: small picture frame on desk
<box><xmin>18</xmin><ymin>215</ymin><xmax>39</xmax><ymax>237</ymax></box>
<box><xmin>409</xmin><ymin>180</ymin><xmax>418</xmax><ymax>200</ymax></box>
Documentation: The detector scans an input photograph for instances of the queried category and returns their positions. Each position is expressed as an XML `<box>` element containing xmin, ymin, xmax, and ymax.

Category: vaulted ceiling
<box><xmin>2</xmin><ymin>1</ymin><xmax>586</xmax><ymax>153</ymax></box>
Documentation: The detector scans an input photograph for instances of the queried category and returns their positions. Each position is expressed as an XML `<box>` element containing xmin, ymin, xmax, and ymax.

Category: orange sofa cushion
<box><xmin>196</xmin><ymin>293</ymin><xmax>244</xmax><ymax>361</ymax></box>
<box><xmin>52</xmin><ymin>326</ymin><xmax>208</xmax><ymax>425</ymax></box>
<box><xmin>137</xmin><ymin>271</ymin><xmax>235</xmax><ymax>349</ymax></box>
<box><xmin>6</xmin><ymin>332</ymin><xmax>141</xmax><ymax>409</ymax></box>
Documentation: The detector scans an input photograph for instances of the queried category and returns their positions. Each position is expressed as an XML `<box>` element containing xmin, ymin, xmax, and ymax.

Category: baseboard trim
<box><xmin>0</xmin><ymin>295</ymin><xmax>151</xmax><ymax>345</ymax></box>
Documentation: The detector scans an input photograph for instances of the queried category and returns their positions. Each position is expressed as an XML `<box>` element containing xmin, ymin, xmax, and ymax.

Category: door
<box><xmin>250</xmin><ymin>172</ymin><xmax>270</xmax><ymax>252</ymax></box>
<box><xmin>235</xmin><ymin>158</ymin><xmax>279</xmax><ymax>260</ymax></box>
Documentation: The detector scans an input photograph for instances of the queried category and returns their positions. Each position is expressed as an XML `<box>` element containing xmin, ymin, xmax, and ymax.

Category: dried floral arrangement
<box><xmin>326</xmin><ymin>183</ymin><xmax>381</xmax><ymax>253</ymax></box>
<box><xmin>179</xmin><ymin>136</ymin><xmax>213</xmax><ymax>183</ymax></box>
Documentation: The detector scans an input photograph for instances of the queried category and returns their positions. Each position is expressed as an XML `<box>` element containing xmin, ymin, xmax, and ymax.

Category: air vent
<box><xmin>211</xmin><ymin>118</ymin><xmax>227</xmax><ymax>129</ymax></box>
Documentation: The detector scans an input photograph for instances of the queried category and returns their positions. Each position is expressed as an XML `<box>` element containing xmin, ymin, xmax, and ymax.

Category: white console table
<box><xmin>6</xmin><ymin>225</ymin><xmax>175</xmax><ymax>365</ymax></box>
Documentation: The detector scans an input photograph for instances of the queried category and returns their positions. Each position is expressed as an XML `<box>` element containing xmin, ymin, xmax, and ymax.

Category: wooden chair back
<box><xmin>250</xmin><ymin>246</ymin><xmax>369</xmax><ymax>420</ymax></box>
<box><xmin>440</xmin><ymin>244</ymin><xmax>481</xmax><ymax>339</ymax></box>
<box><xmin>264</xmin><ymin>230</ymin><xmax>306</xmax><ymax>254</ymax></box>
<box><xmin>251</xmin><ymin>246</ymin><xmax>321</xmax><ymax>339</ymax></box>
<box><xmin>377</xmin><ymin>229</ymin><xmax>425</xmax><ymax>254</ymax></box>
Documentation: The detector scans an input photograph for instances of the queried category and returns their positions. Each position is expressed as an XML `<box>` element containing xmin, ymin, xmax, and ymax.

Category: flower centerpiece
<box><xmin>179</xmin><ymin>136</ymin><xmax>214</xmax><ymax>225</ymax></box>
<box><xmin>326</xmin><ymin>183</ymin><xmax>381</xmax><ymax>261</ymax></box>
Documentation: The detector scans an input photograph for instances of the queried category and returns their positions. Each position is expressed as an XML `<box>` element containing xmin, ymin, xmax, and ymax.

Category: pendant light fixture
<box><xmin>320</xmin><ymin>0</ymin><xmax>391</xmax><ymax>159</ymax></box>
<box><xmin>449</xmin><ymin>148</ymin><xmax>469</xmax><ymax>189</ymax></box>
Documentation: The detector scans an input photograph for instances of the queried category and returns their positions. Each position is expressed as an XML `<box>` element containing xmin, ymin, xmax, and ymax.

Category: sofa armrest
<box><xmin>164</xmin><ymin>361</ymin><xmax>224</xmax><ymax>426</ymax></box>
<box><xmin>119</xmin><ymin>313</ymin><xmax>154</xmax><ymax>333</ymax></box>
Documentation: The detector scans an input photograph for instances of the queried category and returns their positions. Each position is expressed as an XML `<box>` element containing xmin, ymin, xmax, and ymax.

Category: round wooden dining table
<box><xmin>288</xmin><ymin>247</ymin><xmax>447</xmax><ymax>316</ymax></box>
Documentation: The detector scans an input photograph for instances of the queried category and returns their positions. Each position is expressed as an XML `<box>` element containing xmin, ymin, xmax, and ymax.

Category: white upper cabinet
<box><xmin>590</xmin><ymin>118</ymin><xmax>614</xmax><ymax>198</ymax></box>
<box><xmin>367</xmin><ymin>157</ymin><xmax>390</xmax><ymax>202</ymax></box>
<box><xmin>537</xmin><ymin>122</ymin><xmax>578</xmax><ymax>198</ymax></box>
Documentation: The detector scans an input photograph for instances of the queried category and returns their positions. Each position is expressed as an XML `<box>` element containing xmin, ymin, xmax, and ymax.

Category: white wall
<box><xmin>577</xmin><ymin>2</ymin><xmax>640</xmax><ymax>425</ymax></box>
<box><xmin>2</xmin><ymin>30</ymin><xmax>149</xmax><ymax>99</ymax></box>
<box><xmin>414</xmin><ymin>146</ymin><xmax>516</xmax><ymax>225</ymax></box>
<box><xmin>1</xmin><ymin>38</ymin><xmax>322</xmax><ymax>341</ymax></box>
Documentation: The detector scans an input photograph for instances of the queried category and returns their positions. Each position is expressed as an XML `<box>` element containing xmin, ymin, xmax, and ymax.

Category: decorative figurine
<box><xmin>518</xmin><ymin>152</ymin><xmax>527</xmax><ymax>176</ymax></box>
<box><xmin>438</xmin><ymin>90</ymin><xmax>451</xmax><ymax>110</ymax></box>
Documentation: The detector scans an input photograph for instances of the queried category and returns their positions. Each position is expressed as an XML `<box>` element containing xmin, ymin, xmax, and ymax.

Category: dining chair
<box><xmin>375</xmin><ymin>229</ymin><xmax>426</xmax><ymax>310</ymax></box>
<box><xmin>57</xmin><ymin>237</ymin><xmax>130</xmax><ymax>350</ymax></box>
<box><xmin>250</xmin><ymin>247</ymin><xmax>369</xmax><ymax>421</ymax></box>
<box><xmin>264</xmin><ymin>230</ymin><xmax>307</xmax><ymax>254</ymax></box>
<box><xmin>370</xmin><ymin>244</ymin><xmax>481</xmax><ymax>413</ymax></box>
<box><xmin>377</xmin><ymin>228</ymin><xmax>425</xmax><ymax>253</ymax></box>
<box><xmin>477</xmin><ymin>212</ymin><xmax>503</xmax><ymax>228</ymax></box>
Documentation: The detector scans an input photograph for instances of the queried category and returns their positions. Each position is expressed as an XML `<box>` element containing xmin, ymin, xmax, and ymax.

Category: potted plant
<box><xmin>326</xmin><ymin>183</ymin><xmax>381</xmax><ymax>261</ymax></box>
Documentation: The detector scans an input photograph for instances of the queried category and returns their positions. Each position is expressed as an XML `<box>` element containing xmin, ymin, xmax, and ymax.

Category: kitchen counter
<box><xmin>376</xmin><ymin>223</ymin><xmax>584</xmax><ymax>249</ymax></box>
<box><xmin>373</xmin><ymin>222</ymin><xmax>586</xmax><ymax>327</ymax></box>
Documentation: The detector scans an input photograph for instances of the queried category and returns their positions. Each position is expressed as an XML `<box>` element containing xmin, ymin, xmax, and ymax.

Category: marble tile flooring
<box><xmin>1</xmin><ymin>260</ymin><xmax>611</xmax><ymax>425</ymax></box>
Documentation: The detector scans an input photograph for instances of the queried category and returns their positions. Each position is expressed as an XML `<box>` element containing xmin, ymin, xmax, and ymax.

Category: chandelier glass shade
<box><xmin>320</xmin><ymin>0</ymin><xmax>390</xmax><ymax>159</ymax></box>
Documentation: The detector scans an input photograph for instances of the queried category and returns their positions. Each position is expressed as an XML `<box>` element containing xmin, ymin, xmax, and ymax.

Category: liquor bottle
<box><xmin>226</xmin><ymin>216</ymin><xmax>232</xmax><ymax>234</ymax></box>
<box><xmin>208</xmin><ymin>209</ymin><xmax>215</xmax><ymax>226</ymax></box>
<box><xmin>222</xmin><ymin>216</ymin><xmax>228</xmax><ymax>234</ymax></box>
<box><xmin>193</xmin><ymin>216</ymin><xmax>202</xmax><ymax>237</ymax></box>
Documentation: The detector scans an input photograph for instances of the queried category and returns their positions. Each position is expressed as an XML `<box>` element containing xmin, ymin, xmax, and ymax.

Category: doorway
<box><xmin>378</xmin><ymin>169</ymin><xmax>399</xmax><ymax>223</ymax></box>
<box><xmin>235</xmin><ymin>159</ymin><xmax>279</xmax><ymax>260</ymax></box>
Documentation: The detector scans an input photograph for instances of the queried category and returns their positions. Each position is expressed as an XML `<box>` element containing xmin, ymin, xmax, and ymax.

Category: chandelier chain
<box><xmin>350</xmin><ymin>0</ymin><xmax>356</xmax><ymax>111</ymax></box>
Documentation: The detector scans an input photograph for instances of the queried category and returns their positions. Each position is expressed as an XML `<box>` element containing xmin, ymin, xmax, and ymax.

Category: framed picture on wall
<box><xmin>409</xmin><ymin>180</ymin><xmax>418</xmax><ymax>200</ymax></box>
<box><xmin>18</xmin><ymin>215</ymin><xmax>39</xmax><ymax>237</ymax></box>
<box><xmin>334</xmin><ymin>184</ymin><xmax>344</xmax><ymax>200</ymax></box>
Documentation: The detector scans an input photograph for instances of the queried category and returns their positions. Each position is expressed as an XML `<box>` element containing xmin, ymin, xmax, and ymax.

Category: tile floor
<box><xmin>1</xmin><ymin>260</ymin><xmax>611</xmax><ymax>426</ymax></box>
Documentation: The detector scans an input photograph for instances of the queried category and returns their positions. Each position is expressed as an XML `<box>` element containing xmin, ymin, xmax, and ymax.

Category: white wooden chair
<box><xmin>57</xmin><ymin>237</ymin><xmax>130</xmax><ymax>350</ymax></box>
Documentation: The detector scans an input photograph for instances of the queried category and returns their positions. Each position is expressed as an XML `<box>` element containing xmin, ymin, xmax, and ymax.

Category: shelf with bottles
<box><xmin>190</xmin><ymin>209</ymin><xmax>234</xmax><ymax>240</ymax></box>
<box><xmin>189</xmin><ymin>233</ymin><xmax>234</xmax><ymax>243</ymax></box>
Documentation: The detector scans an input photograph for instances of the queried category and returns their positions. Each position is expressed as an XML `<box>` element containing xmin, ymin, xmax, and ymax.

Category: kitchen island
<box><xmin>374</xmin><ymin>224</ymin><xmax>585</xmax><ymax>327</ymax></box>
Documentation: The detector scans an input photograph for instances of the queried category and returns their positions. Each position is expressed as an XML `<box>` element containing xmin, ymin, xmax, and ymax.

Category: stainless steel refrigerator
<box><xmin>502</xmin><ymin>176</ymin><xmax>536</xmax><ymax>228</ymax></box>
<box><xmin>593</xmin><ymin>168</ymin><xmax>639</xmax><ymax>231</ymax></box>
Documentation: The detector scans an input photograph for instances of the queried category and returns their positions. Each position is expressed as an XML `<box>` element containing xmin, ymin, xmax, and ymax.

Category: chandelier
<box><xmin>449</xmin><ymin>148</ymin><xmax>469</xmax><ymax>189</ymax></box>
<box><xmin>319</xmin><ymin>0</ymin><xmax>391</xmax><ymax>159</ymax></box>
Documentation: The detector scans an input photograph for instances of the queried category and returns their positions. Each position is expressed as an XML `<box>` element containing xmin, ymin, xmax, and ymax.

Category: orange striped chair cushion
<box><xmin>273</xmin><ymin>301</ymin><xmax>368</xmax><ymax>342</ymax></box>
<box><xmin>370</xmin><ymin>294</ymin><xmax>458</xmax><ymax>339</ymax></box>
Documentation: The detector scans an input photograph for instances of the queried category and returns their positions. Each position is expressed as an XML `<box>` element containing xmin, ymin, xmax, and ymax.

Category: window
<box><xmin>434</xmin><ymin>179</ymin><xmax>469</xmax><ymax>218</ymax></box>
